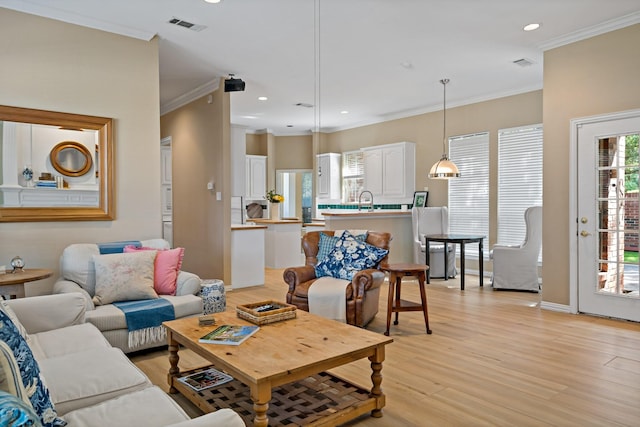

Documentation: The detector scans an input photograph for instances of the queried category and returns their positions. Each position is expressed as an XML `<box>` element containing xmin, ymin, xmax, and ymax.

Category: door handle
<box><xmin>580</xmin><ymin>230</ymin><xmax>592</xmax><ymax>237</ymax></box>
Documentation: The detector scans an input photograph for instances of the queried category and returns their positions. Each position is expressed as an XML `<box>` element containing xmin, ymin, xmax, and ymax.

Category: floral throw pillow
<box><xmin>314</xmin><ymin>230</ymin><xmax>388</xmax><ymax>280</ymax></box>
<box><xmin>316</xmin><ymin>231</ymin><xmax>368</xmax><ymax>262</ymax></box>
<box><xmin>0</xmin><ymin>311</ymin><xmax>66</xmax><ymax>427</ymax></box>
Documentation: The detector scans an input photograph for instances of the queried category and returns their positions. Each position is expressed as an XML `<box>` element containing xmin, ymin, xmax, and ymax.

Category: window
<box><xmin>448</xmin><ymin>133</ymin><xmax>490</xmax><ymax>258</ymax></box>
<box><xmin>497</xmin><ymin>125</ymin><xmax>543</xmax><ymax>255</ymax></box>
<box><xmin>342</xmin><ymin>150</ymin><xmax>364</xmax><ymax>202</ymax></box>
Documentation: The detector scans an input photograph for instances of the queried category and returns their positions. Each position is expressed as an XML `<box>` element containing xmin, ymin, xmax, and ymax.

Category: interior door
<box><xmin>577</xmin><ymin>114</ymin><xmax>640</xmax><ymax>321</ymax></box>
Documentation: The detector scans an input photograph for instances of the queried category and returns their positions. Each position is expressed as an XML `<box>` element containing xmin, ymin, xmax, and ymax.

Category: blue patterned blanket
<box><xmin>112</xmin><ymin>299</ymin><xmax>175</xmax><ymax>348</ymax></box>
<box><xmin>97</xmin><ymin>240</ymin><xmax>142</xmax><ymax>254</ymax></box>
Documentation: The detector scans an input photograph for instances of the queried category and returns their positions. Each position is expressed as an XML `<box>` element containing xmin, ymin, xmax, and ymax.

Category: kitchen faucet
<box><xmin>358</xmin><ymin>190</ymin><xmax>374</xmax><ymax>212</ymax></box>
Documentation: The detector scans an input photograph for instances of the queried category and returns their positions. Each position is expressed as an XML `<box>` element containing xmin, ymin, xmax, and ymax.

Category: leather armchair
<box><xmin>283</xmin><ymin>230</ymin><xmax>391</xmax><ymax>327</ymax></box>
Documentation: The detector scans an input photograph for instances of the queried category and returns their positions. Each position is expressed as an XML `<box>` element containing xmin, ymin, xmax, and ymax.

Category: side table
<box><xmin>424</xmin><ymin>234</ymin><xmax>485</xmax><ymax>290</ymax></box>
<box><xmin>380</xmin><ymin>263</ymin><xmax>432</xmax><ymax>336</ymax></box>
<box><xmin>0</xmin><ymin>269</ymin><xmax>53</xmax><ymax>298</ymax></box>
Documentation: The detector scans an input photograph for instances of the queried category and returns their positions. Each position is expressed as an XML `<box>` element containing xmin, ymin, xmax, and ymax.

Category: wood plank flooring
<box><xmin>131</xmin><ymin>269</ymin><xmax>640</xmax><ymax>426</ymax></box>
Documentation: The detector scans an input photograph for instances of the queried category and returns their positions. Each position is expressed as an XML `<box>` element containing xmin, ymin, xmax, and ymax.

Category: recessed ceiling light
<box><xmin>340</xmin><ymin>110</ymin><xmax>349</xmax><ymax>114</ymax></box>
<box><xmin>204</xmin><ymin>0</ymin><xmax>221</xmax><ymax>4</ymax></box>
<box><xmin>258</xmin><ymin>96</ymin><xmax>268</xmax><ymax>101</ymax></box>
<box><xmin>523</xmin><ymin>23</ymin><xmax>541</xmax><ymax>31</ymax></box>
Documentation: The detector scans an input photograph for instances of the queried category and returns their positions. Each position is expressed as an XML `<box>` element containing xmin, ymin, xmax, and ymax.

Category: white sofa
<box><xmin>53</xmin><ymin>239</ymin><xmax>204</xmax><ymax>353</ymax></box>
<box><xmin>0</xmin><ymin>293</ymin><xmax>244</xmax><ymax>426</ymax></box>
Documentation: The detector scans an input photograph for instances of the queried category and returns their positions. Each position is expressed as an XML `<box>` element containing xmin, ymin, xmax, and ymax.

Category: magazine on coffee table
<box><xmin>177</xmin><ymin>368</ymin><xmax>233</xmax><ymax>392</ymax></box>
<box><xmin>198</xmin><ymin>324</ymin><xmax>260</xmax><ymax>345</ymax></box>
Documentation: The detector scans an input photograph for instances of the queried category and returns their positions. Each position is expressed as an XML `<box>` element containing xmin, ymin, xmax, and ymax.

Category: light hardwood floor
<box><xmin>131</xmin><ymin>269</ymin><xmax>640</xmax><ymax>426</ymax></box>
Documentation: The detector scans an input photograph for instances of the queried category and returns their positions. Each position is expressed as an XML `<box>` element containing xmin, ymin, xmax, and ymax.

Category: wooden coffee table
<box><xmin>164</xmin><ymin>309</ymin><xmax>393</xmax><ymax>426</ymax></box>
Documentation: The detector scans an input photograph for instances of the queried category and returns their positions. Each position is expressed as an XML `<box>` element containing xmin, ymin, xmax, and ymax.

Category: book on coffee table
<box><xmin>177</xmin><ymin>368</ymin><xmax>233</xmax><ymax>392</ymax></box>
<box><xmin>198</xmin><ymin>324</ymin><xmax>260</xmax><ymax>345</ymax></box>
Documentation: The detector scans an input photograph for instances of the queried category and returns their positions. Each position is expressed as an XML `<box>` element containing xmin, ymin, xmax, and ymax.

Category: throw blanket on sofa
<box><xmin>112</xmin><ymin>299</ymin><xmax>175</xmax><ymax>348</ymax></box>
<box><xmin>307</xmin><ymin>277</ymin><xmax>349</xmax><ymax>323</ymax></box>
<box><xmin>98</xmin><ymin>240</ymin><xmax>142</xmax><ymax>254</ymax></box>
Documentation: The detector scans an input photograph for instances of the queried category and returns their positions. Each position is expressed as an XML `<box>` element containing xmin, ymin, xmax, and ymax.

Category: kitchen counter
<box><xmin>247</xmin><ymin>219</ymin><xmax>302</xmax><ymax>224</ymax></box>
<box><xmin>231</xmin><ymin>224</ymin><xmax>268</xmax><ymax>230</ymax></box>
<box><xmin>247</xmin><ymin>219</ymin><xmax>304</xmax><ymax>268</ymax></box>
<box><xmin>230</xmin><ymin>225</ymin><xmax>266</xmax><ymax>288</ymax></box>
<box><xmin>322</xmin><ymin>210</ymin><xmax>410</xmax><ymax>217</ymax></box>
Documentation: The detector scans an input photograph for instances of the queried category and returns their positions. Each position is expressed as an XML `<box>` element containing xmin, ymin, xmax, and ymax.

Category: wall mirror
<box><xmin>0</xmin><ymin>105</ymin><xmax>114</xmax><ymax>222</ymax></box>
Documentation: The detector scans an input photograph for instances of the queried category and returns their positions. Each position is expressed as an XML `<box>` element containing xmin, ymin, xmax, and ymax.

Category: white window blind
<box><xmin>342</xmin><ymin>150</ymin><xmax>364</xmax><ymax>202</ymax></box>
<box><xmin>497</xmin><ymin>125</ymin><xmax>543</xmax><ymax>254</ymax></box>
<box><xmin>448</xmin><ymin>133</ymin><xmax>490</xmax><ymax>258</ymax></box>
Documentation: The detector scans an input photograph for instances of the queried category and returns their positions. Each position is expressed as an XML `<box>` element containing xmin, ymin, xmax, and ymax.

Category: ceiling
<box><xmin>2</xmin><ymin>0</ymin><xmax>640</xmax><ymax>135</ymax></box>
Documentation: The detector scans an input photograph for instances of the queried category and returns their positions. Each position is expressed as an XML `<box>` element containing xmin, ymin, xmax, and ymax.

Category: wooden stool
<box><xmin>380</xmin><ymin>263</ymin><xmax>432</xmax><ymax>336</ymax></box>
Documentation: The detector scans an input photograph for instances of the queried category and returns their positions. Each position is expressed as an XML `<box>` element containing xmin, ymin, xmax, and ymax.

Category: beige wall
<box><xmin>542</xmin><ymin>24</ymin><xmax>640</xmax><ymax>305</ymax></box>
<box><xmin>0</xmin><ymin>9</ymin><xmax>161</xmax><ymax>295</ymax></box>
<box><xmin>246</xmin><ymin>133</ymin><xmax>268</xmax><ymax>155</ymax></box>
<box><xmin>326</xmin><ymin>91</ymin><xmax>543</xmax><ymax>246</ymax></box>
<box><xmin>160</xmin><ymin>83</ymin><xmax>231</xmax><ymax>281</ymax></box>
<box><xmin>274</xmin><ymin>135</ymin><xmax>313</xmax><ymax>170</ymax></box>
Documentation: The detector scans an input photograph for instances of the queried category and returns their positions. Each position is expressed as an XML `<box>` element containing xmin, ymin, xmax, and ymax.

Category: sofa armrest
<box><xmin>175</xmin><ymin>271</ymin><xmax>202</xmax><ymax>296</ymax></box>
<box><xmin>350</xmin><ymin>269</ymin><xmax>385</xmax><ymax>299</ymax></box>
<box><xmin>283</xmin><ymin>265</ymin><xmax>317</xmax><ymax>293</ymax></box>
<box><xmin>166</xmin><ymin>409</ymin><xmax>245</xmax><ymax>427</ymax></box>
<box><xmin>53</xmin><ymin>279</ymin><xmax>95</xmax><ymax>311</ymax></box>
<box><xmin>6</xmin><ymin>293</ymin><xmax>86</xmax><ymax>334</ymax></box>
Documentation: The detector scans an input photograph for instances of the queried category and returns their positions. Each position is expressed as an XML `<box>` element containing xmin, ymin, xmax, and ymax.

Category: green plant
<box><xmin>266</xmin><ymin>189</ymin><xmax>284</xmax><ymax>203</ymax></box>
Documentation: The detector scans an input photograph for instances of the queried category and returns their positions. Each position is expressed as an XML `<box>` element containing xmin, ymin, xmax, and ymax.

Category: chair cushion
<box><xmin>317</xmin><ymin>230</ymin><xmax>367</xmax><ymax>262</ymax></box>
<box><xmin>314</xmin><ymin>230</ymin><xmax>389</xmax><ymax>280</ymax></box>
<box><xmin>92</xmin><ymin>251</ymin><xmax>159</xmax><ymax>305</ymax></box>
<box><xmin>124</xmin><ymin>245</ymin><xmax>185</xmax><ymax>295</ymax></box>
<box><xmin>0</xmin><ymin>311</ymin><xmax>66</xmax><ymax>427</ymax></box>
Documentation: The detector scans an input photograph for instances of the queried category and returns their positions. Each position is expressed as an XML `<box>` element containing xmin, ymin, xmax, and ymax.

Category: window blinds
<box><xmin>342</xmin><ymin>150</ymin><xmax>364</xmax><ymax>202</ymax></box>
<box><xmin>497</xmin><ymin>125</ymin><xmax>543</xmax><ymax>249</ymax></box>
<box><xmin>448</xmin><ymin>132</ymin><xmax>490</xmax><ymax>258</ymax></box>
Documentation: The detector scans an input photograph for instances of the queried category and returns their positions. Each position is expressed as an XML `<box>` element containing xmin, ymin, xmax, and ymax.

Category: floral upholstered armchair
<box><xmin>283</xmin><ymin>230</ymin><xmax>391</xmax><ymax>327</ymax></box>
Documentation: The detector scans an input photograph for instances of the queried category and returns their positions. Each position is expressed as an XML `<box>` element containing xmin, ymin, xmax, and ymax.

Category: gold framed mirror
<box><xmin>50</xmin><ymin>141</ymin><xmax>93</xmax><ymax>177</ymax></box>
<box><xmin>0</xmin><ymin>105</ymin><xmax>114</xmax><ymax>222</ymax></box>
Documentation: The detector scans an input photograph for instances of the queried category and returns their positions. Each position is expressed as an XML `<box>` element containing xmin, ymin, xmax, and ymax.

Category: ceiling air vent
<box><xmin>168</xmin><ymin>17</ymin><xmax>207</xmax><ymax>32</ymax></box>
<box><xmin>295</xmin><ymin>102</ymin><xmax>314</xmax><ymax>108</ymax></box>
<box><xmin>513</xmin><ymin>58</ymin><xmax>535</xmax><ymax>67</ymax></box>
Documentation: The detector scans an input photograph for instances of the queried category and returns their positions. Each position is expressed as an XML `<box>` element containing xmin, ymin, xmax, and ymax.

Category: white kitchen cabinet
<box><xmin>362</xmin><ymin>142</ymin><xmax>415</xmax><ymax>201</ymax></box>
<box><xmin>245</xmin><ymin>155</ymin><xmax>267</xmax><ymax>200</ymax></box>
<box><xmin>161</xmin><ymin>146</ymin><xmax>172</xmax><ymax>185</ymax></box>
<box><xmin>316</xmin><ymin>153</ymin><xmax>341</xmax><ymax>200</ymax></box>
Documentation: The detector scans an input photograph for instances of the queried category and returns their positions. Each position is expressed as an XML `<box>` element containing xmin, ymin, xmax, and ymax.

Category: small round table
<box><xmin>380</xmin><ymin>263</ymin><xmax>432</xmax><ymax>336</ymax></box>
<box><xmin>0</xmin><ymin>268</ymin><xmax>53</xmax><ymax>299</ymax></box>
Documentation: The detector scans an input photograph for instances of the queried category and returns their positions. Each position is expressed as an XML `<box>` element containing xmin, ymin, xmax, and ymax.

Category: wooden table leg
<box><xmin>251</xmin><ymin>384</ymin><xmax>272</xmax><ymax>427</ymax></box>
<box><xmin>417</xmin><ymin>271</ymin><xmax>432</xmax><ymax>334</ymax></box>
<box><xmin>167</xmin><ymin>331</ymin><xmax>180</xmax><ymax>394</ymax></box>
<box><xmin>369</xmin><ymin>345</ymin><xmax>386</xmax><ymax>418</ymax></box>
<box><xmin>385</xmin><ymin>272</ymin><xmax>395</xmax><ymax>336</ymax></box>
<box><xmin>394</xmin><ymin>275</ymin><xmax>401</xmax><ymax>325</ymax></box>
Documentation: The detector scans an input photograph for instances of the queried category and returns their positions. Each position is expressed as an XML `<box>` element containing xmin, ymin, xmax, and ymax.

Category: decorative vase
<box><xmin>270</xmin><ymin>203</ymin><xmax>280</xmax><ymax>220</ymax></box>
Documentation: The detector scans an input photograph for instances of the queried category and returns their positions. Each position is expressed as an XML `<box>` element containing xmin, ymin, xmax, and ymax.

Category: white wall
<box><xmin>0</xmin><ymin>9</ymin><xmax>161</xmax><ymax>295</ymax></box>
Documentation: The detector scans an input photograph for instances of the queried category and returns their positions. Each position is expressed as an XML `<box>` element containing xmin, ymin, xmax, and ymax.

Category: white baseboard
<box><xmin>540</xmin><ymin>301</ymin><xmax>571</xmax><ymax>313</ymax></box>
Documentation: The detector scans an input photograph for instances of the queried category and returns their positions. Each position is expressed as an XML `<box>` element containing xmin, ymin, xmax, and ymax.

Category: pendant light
<box><xmin>428</xmin><ymin>78</ymin><xmax>460</xmax><ymax>179</ymax></box>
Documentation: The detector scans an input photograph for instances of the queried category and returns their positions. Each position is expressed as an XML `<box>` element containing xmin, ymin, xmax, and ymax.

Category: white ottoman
<box><xmin>199</xmin><ymin>279</ymin><xmax>226</xmax><ymax>314</ymax></box>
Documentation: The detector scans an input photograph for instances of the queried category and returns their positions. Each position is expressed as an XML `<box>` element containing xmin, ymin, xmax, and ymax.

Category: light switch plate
<box><xmin>216</xmin><ymin>192</ymin><xmax>221</xmax><ymax>200</ymax></box>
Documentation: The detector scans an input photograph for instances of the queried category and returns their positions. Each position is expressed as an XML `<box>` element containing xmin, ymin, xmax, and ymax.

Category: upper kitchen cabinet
<box><xmin>246</xmin><ymin>155</ymin><xmax>267</xmax><ymax>200</ymax></box>
<box><xmin>316</xmin><ymin>153</ymin><xmax>341</xmax><ymax>201</ymax></box>
<box><xmin>362</xmin><ymin>142</ymin><xmax>415</xmax><ymax>202</ymax></box>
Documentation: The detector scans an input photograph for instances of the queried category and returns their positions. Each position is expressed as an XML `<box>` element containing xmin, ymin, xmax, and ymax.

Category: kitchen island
<box><xmin>322</xmin><ymin>210</ymin><xmax>412</xmax><ymax>264</ymax></box>
<box><xmin>247</xmin><ymin>219</ymin><xmax>304</xmax><ymax>268</ymax></box>
<box><xmin>231</xmin><ymin>224</ymin><xmax>267</xmax><ymax>288</ymax></box>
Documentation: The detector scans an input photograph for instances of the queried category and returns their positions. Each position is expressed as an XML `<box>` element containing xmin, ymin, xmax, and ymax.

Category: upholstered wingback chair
<box><xmin>283</xmin><ymin>231</ymin><xmax>391</xmax><ymax>327</ymax></box>
<box><xmin>490</xmin><ymin>206</ymin><xmax>542</xmax><ymax>291</ymax></box>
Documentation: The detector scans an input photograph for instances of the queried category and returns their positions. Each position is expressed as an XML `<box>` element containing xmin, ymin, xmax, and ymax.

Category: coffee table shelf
<box><xmin>173</xmin><ymin>368</ymin><xmax>375</xmax><ymax>426</ymax></box>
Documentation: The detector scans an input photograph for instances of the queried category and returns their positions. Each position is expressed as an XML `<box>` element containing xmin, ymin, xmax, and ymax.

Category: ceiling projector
<box><xmin>224</xmin><ymin>77</ymin><xmax>245</xmax><ymax>92</ymax></box>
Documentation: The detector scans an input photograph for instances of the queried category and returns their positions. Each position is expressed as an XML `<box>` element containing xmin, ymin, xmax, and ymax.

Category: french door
<box><xmin>576</xmin><ymin>112</ymin><xmax>640</xmax><ymax>321</ymax></box>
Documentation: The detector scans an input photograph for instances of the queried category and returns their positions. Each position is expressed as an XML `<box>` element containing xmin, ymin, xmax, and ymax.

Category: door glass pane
<box><xmin>597</xmin><ymin>134</ymin><xmax>640</xmax><ymax>297</ymax></box>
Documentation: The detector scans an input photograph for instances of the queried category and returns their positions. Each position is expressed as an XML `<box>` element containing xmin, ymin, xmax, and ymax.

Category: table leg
<box><xmin>167</xmin><ymin>332</ymin><xmax>180</xmax><ymax>394</ymax></box>
<box><xmin>460</xmin><ymin>243</ymin><xmax>466</xmax><ymax>290</ymax></box>
<box><xmin>425</xmin><ymin>239</ymin><xmax>431</xmax><ymax>284</ymax></box>
<box><xmin>369</xmin><ymin>346</ymin><xmax>386</xmax><ymax>418</ymax></box>
<box><xmin>385</xmin><ymin>273</ymin><xmax>395</xmax><ymax>336</ymax></box>
<box><xmin>479</xmin><ymin>239</ymin><xmax>484</xmax><ymax>287</ymax></box>
<box><xmin>443</xmin><ymin>242</ymin><xmax>449</xmax><ymax>281</ymax></box>
<box><xmin>417</xmin><ymin>272</ymin><xmax>432</xmax><ymax>334</ymax></box>
<box><xmin>251</xmin><ymin>385</ymin><xmax>272</xmax><ymax>427</ymax></box>
<box><xmin>394</xmin><ymin>276</ymin><xmax>401</xmax><ymax>325</ymax></box>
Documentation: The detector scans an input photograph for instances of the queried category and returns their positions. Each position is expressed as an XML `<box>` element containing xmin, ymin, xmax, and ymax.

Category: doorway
<box><xmin>572</xmin><ymin>110</ymin><xmax>640</xmax><ymax>322</ymax></box>
<box><xmin>276</xmin><ymin>169</ymin><xmax>313</xmax><ymax>223</ymax></box>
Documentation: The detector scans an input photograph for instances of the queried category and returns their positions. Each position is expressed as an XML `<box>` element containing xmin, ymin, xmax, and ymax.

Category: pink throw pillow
<box><xmin>124</xmin><ymin>245</ymin><xmax>185</xmax><ymax>295</ymax></box>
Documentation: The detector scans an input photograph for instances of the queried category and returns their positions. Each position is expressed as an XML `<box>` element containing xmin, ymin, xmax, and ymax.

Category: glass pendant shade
<box><xmin>429</xmin><ymin>155</ymin><xmax>460</xmax><ymax>179</ymax></box>
<box><xmin>429</xmin><ymin>78</ymin><xmax>460</xmax><ymax>179</ymax></box>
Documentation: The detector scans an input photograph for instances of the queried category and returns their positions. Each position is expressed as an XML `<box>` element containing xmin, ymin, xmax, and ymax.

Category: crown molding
<box><xmin>539</xmin><ymin>11</ymin><xmax>640</xmax><ymax>51</ymax></box>
<box><xmin>160</xmin><ymin>78</ymin><xmax>220</xmax><ymax>116</ymax></box>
